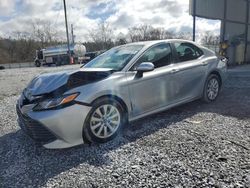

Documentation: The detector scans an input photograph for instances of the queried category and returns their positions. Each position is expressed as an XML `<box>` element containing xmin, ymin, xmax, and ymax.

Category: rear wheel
<box><xmin>202</xmin><ymin>74</ymin><xmax>220</xmax><ymax>103</ymax></box>
<box><xmin>55</xmin><ymin>60</ymin><xmax>61</xmax><ymax>66</ymax></box>
<box><xmin>83</xmin><ymin>98</ymin><xmax>126</xmax><ymax>143</ymax></box>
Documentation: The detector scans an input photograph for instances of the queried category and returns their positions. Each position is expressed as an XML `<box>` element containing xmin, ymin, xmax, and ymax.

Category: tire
<box><xmin>202</xmin><ymin>74</ymin><xmax>221</xmax><ymax>103</ymax></box>
<box><xmin>83</xmin><ymin>97</ymin><xmax>126</xmax><ymax>143</ymax></box>
<box><xmin>35</xmin><ymin>60</ymin><xmax>41</xmax><ymax>67</ymax></box>
<box><xmin>55</xmin><ymin>61</ymin><xmax>61</xmax><ymax>66</ymax></box>
<box><xmin>56</xmin><ymin>58</ymin><xmax>62</xmax><ymax>66</ymax></box>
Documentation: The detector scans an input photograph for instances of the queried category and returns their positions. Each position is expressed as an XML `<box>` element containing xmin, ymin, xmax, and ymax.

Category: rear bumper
<box><xmin>16</xmin><ymin>102</ymin><xmax>92</xmax><ymax>149</ymax></box>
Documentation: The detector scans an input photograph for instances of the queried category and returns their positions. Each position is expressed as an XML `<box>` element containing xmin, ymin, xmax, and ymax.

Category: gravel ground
<box><xmin>0</xmin><ymin>65</ymin><xmax>249</xmax><ymax>188</ymax></box>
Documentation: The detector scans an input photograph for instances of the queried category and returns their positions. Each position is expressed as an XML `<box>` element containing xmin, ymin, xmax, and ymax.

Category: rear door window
<box><xmin>174</xmin><ymin>42</ymin><xmax>203</xmax><ymax>62</ymax></box>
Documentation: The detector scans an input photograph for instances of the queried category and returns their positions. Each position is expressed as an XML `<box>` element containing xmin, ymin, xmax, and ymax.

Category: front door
<box><xmin>126</xmin><ymin>43</ymin><xmax>177</xmax><ymax>117</ymax></box>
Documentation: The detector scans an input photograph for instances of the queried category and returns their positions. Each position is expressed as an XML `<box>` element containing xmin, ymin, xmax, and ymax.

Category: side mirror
<box><xmin>136</xmin><ymin>62</ymin><xmax>154</xmax><ymax>72</ymax></box>
<box><xmin>135</xmin><ymin>62</ymin><xmax>154</xmax><ymax>78</ymax></box>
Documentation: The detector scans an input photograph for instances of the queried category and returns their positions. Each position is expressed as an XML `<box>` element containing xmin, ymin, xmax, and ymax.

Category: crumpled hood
<box><xmin>25</xmin><ymin>68</ymin><xmax>114</xmax><ymax>96</ymax></box>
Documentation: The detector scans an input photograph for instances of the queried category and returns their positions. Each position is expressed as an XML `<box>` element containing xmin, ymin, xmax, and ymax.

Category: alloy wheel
<box><xmin>207</xmin><ymin>78</ymin><xmax>219</xmax><ymax>101</ymax></box>
<box><xmin>90</xmin><ymin>104</ymin><xmax>121</xmax><ymax>139</ymax></box>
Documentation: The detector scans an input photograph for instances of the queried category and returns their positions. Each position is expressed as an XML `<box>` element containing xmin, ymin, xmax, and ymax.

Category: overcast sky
<box><xmin>0</xmin><ymin>0</ymin><xmax>221</xmax><ymax>42</ymax></box>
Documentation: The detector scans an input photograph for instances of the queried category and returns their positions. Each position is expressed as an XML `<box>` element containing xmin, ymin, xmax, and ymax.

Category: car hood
<box><xmin>25</xmin><ymin>68</ymin><xmax>114</xmax><ymax>97</ymax></box>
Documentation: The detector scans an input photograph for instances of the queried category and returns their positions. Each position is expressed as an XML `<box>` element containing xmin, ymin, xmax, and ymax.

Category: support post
<box><xmin>222</xmin><ymin>0</ymin><xmax>227</xmax><ymax>41</ymax></box>
<box><xmin>244</xmin><ymin>1</ymin><xmax>249</xmax><ymax>63</ymax></box>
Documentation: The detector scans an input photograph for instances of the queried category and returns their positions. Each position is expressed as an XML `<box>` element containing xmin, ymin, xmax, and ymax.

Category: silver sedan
<box><xmin>16</xmin><ymin>39</ymin><xmax>227</xmax><ymax>149</ymax></box>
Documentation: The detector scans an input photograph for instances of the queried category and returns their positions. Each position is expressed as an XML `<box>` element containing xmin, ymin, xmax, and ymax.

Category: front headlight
<box><xmin>33</xmin><ymin>93</ymin><xmax>79</xmax><ymax>111</ymax></box>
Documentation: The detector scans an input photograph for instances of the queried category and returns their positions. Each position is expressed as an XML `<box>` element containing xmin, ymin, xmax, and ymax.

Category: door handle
<box><xmin>171</xmin><ymin>69</ymin><xmax>179</xmax><ymax>74</ymax></box>
<box><xmin>202</xmin><ymin>62</ymin><xmax>208</xmax><ymax>66</ymax></box>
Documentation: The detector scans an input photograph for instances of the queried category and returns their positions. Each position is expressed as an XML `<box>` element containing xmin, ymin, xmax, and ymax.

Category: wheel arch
<box><xmin>208</xmin><ymin>70</ymin><xmax>222</xmax><ymax>86</ymax></box>
<box><xmin>90</xmin><ymin>94</ymin><xmax>129</xmax><ymax>115</ymax></box>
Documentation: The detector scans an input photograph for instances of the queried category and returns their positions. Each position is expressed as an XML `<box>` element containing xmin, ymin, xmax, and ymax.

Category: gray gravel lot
<box><xmin>0</xmin><ymin>65</ymin><xmax>250</xmax><ymax>188</ymax></box>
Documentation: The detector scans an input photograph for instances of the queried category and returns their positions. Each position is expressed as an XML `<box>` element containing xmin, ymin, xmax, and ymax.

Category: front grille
<box><xmin>16</xmin><ymin>105</ymin><xmax>57</xmax><ymax>144</ymax></box>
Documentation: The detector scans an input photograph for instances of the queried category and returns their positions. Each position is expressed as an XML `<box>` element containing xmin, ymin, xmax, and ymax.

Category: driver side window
<box><xmin>134</xmin><ymin>43</ymin><xmax>172</xmax><ymax>69</ymax></box>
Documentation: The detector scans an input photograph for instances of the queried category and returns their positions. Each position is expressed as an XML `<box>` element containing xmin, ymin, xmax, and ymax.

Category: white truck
<box><xmin>34</xmin><ymin>43</ymin><xmax>86</xmax><ymax>67</ymax></box>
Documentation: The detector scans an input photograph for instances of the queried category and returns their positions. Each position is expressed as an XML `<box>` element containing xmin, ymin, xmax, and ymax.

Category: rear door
<box><xmin>170</xmin><ymin>42</ymin><xmax>207</xmax><ymax>101</ymax></box>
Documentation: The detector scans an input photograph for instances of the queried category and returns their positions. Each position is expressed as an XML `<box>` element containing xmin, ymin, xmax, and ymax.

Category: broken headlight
<box><xmin>33</xmin><ymin>93</ymin><xmax>79</xmax><ymax>111</ymax></box>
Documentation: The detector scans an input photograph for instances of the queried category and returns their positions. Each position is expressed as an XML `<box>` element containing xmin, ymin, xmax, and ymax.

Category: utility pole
<box><xmin>192</xmin><ymin>0</ymin><xmax>196</xmax><ymax>42</ymax></box>
<box><xmin>63</xmin><ymin>0</ymin><xmax>71</xmax><ymax>60</ymax></box>
<box><xmin>71</xmin><ymin>24</ymin><xmax>75</xmax><ymax>44</ymax></box>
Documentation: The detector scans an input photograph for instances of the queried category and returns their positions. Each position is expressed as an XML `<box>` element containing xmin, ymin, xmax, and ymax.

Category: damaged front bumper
<box><xmin>16</xmin><ymin>96</ymin><xmax>92</xmax><ymax>149</ymax></box>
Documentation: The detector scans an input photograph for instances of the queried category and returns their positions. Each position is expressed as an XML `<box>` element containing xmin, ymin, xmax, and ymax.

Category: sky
<box><xmin>0</xmin><ymin>0</ymin><xmax>221</xmax><ymax>42</ymax></box>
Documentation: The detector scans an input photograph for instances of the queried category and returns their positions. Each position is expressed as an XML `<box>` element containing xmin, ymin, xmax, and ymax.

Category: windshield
<box><xmin>84</xmin><ymin>45</ymin><xmax>143</xmax><ymax>70</ymax></box>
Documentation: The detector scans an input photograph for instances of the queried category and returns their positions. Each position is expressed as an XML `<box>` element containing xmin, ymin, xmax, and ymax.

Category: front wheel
<box><xmin>202</xmin><ymin>74</ymin><xmax>221</xmax><ymax>103</ymax></box>
<box><xmin>35</xmin><ymin>60</ymin><xmax>41</xmax><ymax>67</ymax></box>
<box><xmin>83</xmin><ymin>98</ymin><xmax>126</xmax><ymax>143</ymax></box>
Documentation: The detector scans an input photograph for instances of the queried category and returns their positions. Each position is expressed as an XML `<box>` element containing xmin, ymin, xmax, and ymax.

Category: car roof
<box><xmin>123</xmin><ymin>39</ymin><xmax>199</xmax><ymax>48</ymax></box>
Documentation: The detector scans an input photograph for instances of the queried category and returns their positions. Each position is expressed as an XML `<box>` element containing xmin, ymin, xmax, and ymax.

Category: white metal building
<box><xmin>190</xmin><ymin>0</ymin><xmax>250</xmax><ymax>65</ymax></box>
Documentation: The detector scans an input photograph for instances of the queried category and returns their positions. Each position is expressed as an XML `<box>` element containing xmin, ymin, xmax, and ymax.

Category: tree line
<box><xmin>0</xmin><ymin>19</ymin><xmax>62</xmax><ymax>64</ymax></box>
<box><xmin>0</xmin><ymin>20</ymin><xmax>220</xmax><ymax>64</ymax></box>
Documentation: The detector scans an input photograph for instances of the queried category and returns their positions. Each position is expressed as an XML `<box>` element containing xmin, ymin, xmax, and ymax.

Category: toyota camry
<box><xmin>16</xmin><ymin>39</ymin><xmax>227</xmax><ymax>149</ymax></box>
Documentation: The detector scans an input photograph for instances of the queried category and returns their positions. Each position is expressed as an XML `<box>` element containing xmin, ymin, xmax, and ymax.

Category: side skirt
<box><xmin>128</xmin><ymin>96</ymin><xmax>201</xmax><ymax>122</ymax></box>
